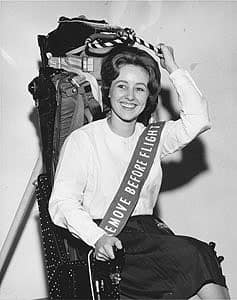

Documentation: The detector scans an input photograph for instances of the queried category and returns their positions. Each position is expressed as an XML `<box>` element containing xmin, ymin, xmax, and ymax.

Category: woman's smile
<box><xmin>120</xmin><ymin>101</ymin><xmax>137</xmax><ymax>110</ymax></box>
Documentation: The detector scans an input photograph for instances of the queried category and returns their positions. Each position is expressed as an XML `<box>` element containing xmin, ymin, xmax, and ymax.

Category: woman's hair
<box><xmin>100</xmin><ymin>45</ymin><xmax>161</xmax><ymax>124</ymax></box>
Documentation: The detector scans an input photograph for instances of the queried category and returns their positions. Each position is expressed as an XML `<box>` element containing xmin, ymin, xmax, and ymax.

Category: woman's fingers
<box><xmin>115</xmin><ymin>238</ymin><xmax>123</xmax><ymax>250</ymax></box>
<box><xmin>95</xmin><ymin>251</ymin><xmax>108</xmax><ymax>261</ymax></box>
<box><xmin>95</xmin><ymin>245</ymin><xmax>110</xmax><ymax>260</ymax></box>
<box><xmin>95</xmin><ymin>245</ymin><xmax>114</xmax><ymax>261</ymax></box>
<box><xmin>157</xmin><ymin>44</ymin><xmax>174</xmax><ymax>58</ymax></box>
<box><xmin>156</xmin><ymin>43</ymin><xmax>165</xmax><ymax>58</ymax></box>
<box><xmin>156</xmin><ymin>43</ymin><xmax>179</xmax><ymax>74</ymax></box>
<box><xmin>95</xmin><ymin>235</ymin><xmax>123</xmax><ymax>261</ymax></box>
<box><xmin>104</xmin><ymin>244</ymin><xmax>115</xmax><ymax>259</ymax></box>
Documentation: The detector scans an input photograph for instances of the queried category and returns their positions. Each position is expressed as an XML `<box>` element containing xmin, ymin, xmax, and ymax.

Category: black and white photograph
<box><xmin>0</xmin><ymin>1</ymin><xmax>236</xmax><ymax>299</ymax></box>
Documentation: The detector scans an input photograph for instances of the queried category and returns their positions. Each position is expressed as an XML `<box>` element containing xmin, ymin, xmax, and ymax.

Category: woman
<box><xmin>49</xmin><ymin>44</ymin><xmax>229</xmax><ymax>299</ymax></box>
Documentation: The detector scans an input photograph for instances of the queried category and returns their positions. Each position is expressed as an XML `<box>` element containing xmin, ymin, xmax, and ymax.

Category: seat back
<box><xmin>29</xmin><ymin>16</ymin><xmax>129</xmax><ymax>299</ymax></box>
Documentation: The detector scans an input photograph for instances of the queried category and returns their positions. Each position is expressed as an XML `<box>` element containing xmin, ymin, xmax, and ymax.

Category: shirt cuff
<box><xmin>85</xmin><ymin>226</ymin><xmax>107</xmax><ymax>248</ymax></box>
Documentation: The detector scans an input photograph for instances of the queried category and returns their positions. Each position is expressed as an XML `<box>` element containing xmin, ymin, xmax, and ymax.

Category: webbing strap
<box><xmin>99</xmin><ymin>121</ymin><xmax>165</xmax><ymax>236</ymax></box>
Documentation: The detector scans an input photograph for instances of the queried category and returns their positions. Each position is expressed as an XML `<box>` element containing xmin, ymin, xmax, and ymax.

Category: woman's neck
<box><xmin>107</xmin><ymin>114</ymin><xmax>136</xmax><ymax>137</ymax></box>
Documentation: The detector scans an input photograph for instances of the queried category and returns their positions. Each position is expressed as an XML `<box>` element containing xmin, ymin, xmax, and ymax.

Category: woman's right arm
<box><xmin>49</xmin><ymin>130</ymin><xmax>123</xmax><ymax>260</ymax></box>
<box><xmin>48</xmin><ymin>131</ymin><xmax>106</xmax><ymax>247</ymax></box>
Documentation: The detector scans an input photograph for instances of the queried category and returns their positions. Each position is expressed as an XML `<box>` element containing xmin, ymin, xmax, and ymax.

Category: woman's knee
<box><xmin>197</xmin><ymin>283</ymin><xmax>230</xmax><ymax>299</ymax></box>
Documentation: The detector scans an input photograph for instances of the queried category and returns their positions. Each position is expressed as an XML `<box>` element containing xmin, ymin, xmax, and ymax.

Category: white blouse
<box><xmin>49</xmin><ymin>69</ymin><xmax>211</xmax><ymax>247</ymax></box>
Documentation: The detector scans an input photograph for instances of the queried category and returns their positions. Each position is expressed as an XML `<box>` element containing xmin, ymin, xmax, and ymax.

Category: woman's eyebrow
<box><xmin>114</xmin><ymin>80</ymin><xmax>127</xmax><ymax>84</ymax></box>
<box><xmin>114</xmin><ymin>80</ymin><xmax>147</xmax><ymax>86</ymax></box>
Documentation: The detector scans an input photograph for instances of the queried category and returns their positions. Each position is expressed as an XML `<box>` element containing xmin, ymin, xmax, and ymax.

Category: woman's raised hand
<box><xmin>157</xmin><ymin>44</ymin><xmax>179</xmax><ymax>74</ymax></box>
<box><xmin>95</xmin><ymin>234</ymin><xmax>123</xmax><ymax>261</ymax></box>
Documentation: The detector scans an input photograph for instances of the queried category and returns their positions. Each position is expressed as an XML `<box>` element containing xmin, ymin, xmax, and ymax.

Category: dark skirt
<box><xmin>115</xmin><ymin>215</ymin><xmax>227</xmax><ymax>299</ymax></box>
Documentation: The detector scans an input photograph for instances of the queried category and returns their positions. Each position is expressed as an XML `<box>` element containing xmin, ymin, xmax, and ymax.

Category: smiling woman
<box><xmin>108</xmin><ymin>64</ymin><xmax>149</xmax><ymax>130</ymax></box>
<box><xmin>48</xmin><ymin>44</ymin><xmax>229</xmax><ymax>299</ymax></box>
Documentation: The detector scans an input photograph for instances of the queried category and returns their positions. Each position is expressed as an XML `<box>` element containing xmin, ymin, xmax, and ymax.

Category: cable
<box><xmin>88</xmin><ymin>249</ymin><xmax>95</xmax><ymax>300</ymax></box>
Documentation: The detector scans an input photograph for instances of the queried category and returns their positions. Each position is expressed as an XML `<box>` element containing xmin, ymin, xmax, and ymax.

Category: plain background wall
<box><xmin>0</xmin><ymin>1</ymin><xmax>236</xmax><ymax>299</ymax></box>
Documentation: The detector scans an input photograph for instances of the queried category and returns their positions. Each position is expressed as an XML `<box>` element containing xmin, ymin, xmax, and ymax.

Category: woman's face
<box><xmin>109</xmin><ymin>64</ymin><xmax>149</xmax><ymax>123</ymax></box>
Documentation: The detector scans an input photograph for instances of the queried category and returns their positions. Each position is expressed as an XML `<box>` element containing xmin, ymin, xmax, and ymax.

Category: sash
<box><xmin>99</xmin><ymin>121</ymin><xmax>165</xmax><ymax>236</ymax></box>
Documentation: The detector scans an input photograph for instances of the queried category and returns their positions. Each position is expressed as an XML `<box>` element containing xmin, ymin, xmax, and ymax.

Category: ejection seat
<box><xmin>28</xmin><ymin>15</ymin><xmax>224</xmax><ymax>300</ymax></box>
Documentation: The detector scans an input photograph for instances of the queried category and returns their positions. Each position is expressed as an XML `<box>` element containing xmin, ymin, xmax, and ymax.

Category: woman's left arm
<box><xmin>157</xmin><ymin>44</ymin><xmax>211</xmax><ymax>158</ymax></box>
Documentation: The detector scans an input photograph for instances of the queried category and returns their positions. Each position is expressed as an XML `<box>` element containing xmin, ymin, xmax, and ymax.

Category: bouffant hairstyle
<box><xmin>100</xmin><ymin>45</ymin><xmax>161</xmax><ymax>124</ymax></box>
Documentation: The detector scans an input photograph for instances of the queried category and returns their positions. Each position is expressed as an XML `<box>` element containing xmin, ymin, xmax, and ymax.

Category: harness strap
<box><xmin>71</xmin><ymin>75</ymin><xmax>102</xmax><ymax>121</ymax></box>
<box><xmin>99</xmin><ymin>121</ymin><xmax>165</xmax><ymax>236</ymax></box>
